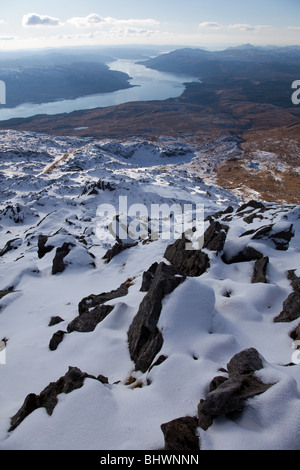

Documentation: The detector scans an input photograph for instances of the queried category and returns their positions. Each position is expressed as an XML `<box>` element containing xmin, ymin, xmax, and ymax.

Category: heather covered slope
<box><xmin>0</xmin><ymin>130</ymin><xmax>299</xmax><ymax>450</ymax></box>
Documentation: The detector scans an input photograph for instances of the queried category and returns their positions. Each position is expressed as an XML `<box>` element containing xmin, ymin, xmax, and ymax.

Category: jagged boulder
<box><xmin>236</xmin><ymin>200</ymin><xmax>265</xmax><ymax>213</ymax></box>
<box><xmin>52</xmin><ymin>242</ymin><xmax>75</xmax><ymax>275</ymax></box>
<box><xmin>222</xmin><ymin>246</ymin><xmax>263</xmax><ymax>265</ymax></box>
<box><xmin>203</xmin><ymin>221</ymin><xmax>228</xmax><ymax>252</ymax></box>
<box><xmin>0</xmin><ymin>238</ymin><xmax>22</xmax><ymax>257</ymax></box>
<box><xmin>9</xmin><ymin>367</ymin><xmax>109</xmax><ymax>432</ymax></box>
<box><xmin>251</xmin><ymin>256</ymin><xmax>269</xmax><ymax>283</ymax></box>
<box><xmin>38</xmin><ymin>235</ymin><xmax>54</xmax><ymax>259</ymax></box>
<box><xmin>78</xmin><ymin>279</ymin><xmax>132</xmax><ymax>314</ymax></box>
<box><xmin>140</xmin><ymin>262</ymin><xmax>159</xmax><ymax>292</ymax></box>
<box><xmin>49</xmin><ymin>330</ymin><xmax>66</xmax><ymax>351</ymax></box>
<box><xmin>48</xmin><ymin>316</ymin><xmax>64</xmax><ymax>327</ymax></box>
<box><xmin>67</xmin><ymin>304</ymin><xmax>114</xmax><ymax>333</ymax></box>
<box><xmin>128</xmin><ymin>262</ymin><xmax>185</xmax><ymax>372</ymax></box>
<box><xmin>197</xmin><ymin>348</ymin><xmax>273</xmax><ymax>431</ymax></box>
<box><xmin>274</xmin><ymin>292</ymin><xmax>300</xmax><ymax>322</ymax></box>
<box><xmin>161</xmin><ymin>416</ymin><xmax>200</xmax><ymax>451</ymax></box>
<box><xmin>164</xmin><ymin>235</ymin><xmax>210</xmax><ymax>277</ymax></box>
<box><xmin>274</xmin><ymin>270</ymin><xmax>300</xmax><ymax>323</ymax></box>
<box><xmin>102</xmin><ymin>241</ymin><xmax>138</xmax><ymax>264</ymax></box>
<box><xmin>226</xmin><ymin>348</ymin><xmax>264</xmax><ymax>376</ymax></box>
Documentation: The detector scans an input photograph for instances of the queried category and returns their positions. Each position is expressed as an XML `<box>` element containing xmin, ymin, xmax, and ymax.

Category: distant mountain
<box><xmin>0</xmin><ymin>62</ymin><xmax>133</xmax><ymax>107</ymax></box>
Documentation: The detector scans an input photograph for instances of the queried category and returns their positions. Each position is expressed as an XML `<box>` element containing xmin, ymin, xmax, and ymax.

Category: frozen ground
<box><xmin>0</xmin><ymin>130</ymin><xmax>299</xmax><ymax>450</ymax></box>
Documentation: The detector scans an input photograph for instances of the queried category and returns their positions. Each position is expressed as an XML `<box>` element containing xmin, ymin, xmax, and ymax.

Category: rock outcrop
<box><xmin>161</xmin><ymin>416</ymin><xmax>200</xmax><ymax>451</ymax></box>
<box><xmin>128</xmin><ymin>262</ymin><xmax>185</xmax><ymax>372</ymax></box>
<box><xmin>9</xmin><ymin>367</ymin><xmax>109</xmax><ymax>432</ymax></box>
<box><xmin>197</xmin><ymin>348</ymin><xmax>274</xmax><ymax>431</ymax></box>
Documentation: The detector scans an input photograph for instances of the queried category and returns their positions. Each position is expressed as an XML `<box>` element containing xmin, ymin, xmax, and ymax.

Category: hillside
<box><xmin>0</xmin><ymin>130</ymin><xmax>299</xmax><ymax>451</ymax></box>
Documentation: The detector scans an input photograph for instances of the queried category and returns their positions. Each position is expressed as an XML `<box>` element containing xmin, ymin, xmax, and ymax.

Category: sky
<box><xmin>0</xmin><ymin>0</ymin><xmax>299</xmax><ymax>50</ymax></box>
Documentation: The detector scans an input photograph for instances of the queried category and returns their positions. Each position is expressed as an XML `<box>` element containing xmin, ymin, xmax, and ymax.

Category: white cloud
<box><xmin>67</xmin><ymin>13</ymin><xmax>104</xmax><ymax>28</ymax></box>
<box><xmin>288</xmin><ymin>25</ymin><xmax>300</xmax><ymax>31</ymax></box>
<box><xmin>22</xmin><ymin>13</ymin><xmax>62</xmax><ymax>27</ymax></box>
<box><xmin>67</xmin><ymin>13</ymin><xmax>159</xmax><ymax>30</ymax></box>
<box><xmin>228</xmin><ymin>24</ymin><xmax>271</xmax><ymax>32</ymax></box>
<box><xmin>199</xmin><ymin>21</ymin><xmax>222</xmax><ymax>29</ymax></box>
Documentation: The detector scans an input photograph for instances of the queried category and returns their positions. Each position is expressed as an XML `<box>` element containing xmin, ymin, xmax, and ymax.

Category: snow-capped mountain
<box><xmin>0</xmin><ymin>129</ymin><xmax>299</xmax><ymax>450</ymax></box>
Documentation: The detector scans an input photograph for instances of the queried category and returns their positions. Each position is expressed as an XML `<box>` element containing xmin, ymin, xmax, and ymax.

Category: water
<box><xmin>0</xmin><ymin>59</ymin><xmax>200</xmax><ymax>121</ymax></box>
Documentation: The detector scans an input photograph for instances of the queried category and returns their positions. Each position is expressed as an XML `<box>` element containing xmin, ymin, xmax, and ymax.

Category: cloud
<box><xmin>22</xmin><ymin>13</ymin><xmax>62</xmax><ymax>27</ymax></box>
<box><xmin>288</xmin><ymin>25</ymin><xmax>300</xmax><ymax>31</ymax></box>
<box><xmin>228</xmin><ymin>24</ymin><xmax>271</xmax><ymax>32</ymax></box>
<box><xmin>67</xmin><ymin>13</ymin><xmax>104</xmax><ymax>28</ymax></box>
<box><xmin>199</xmin><ymin>21</ymin><xmax>222</xmax><ymax>29</ymax></box>
<box><xmin>67</xmin><ymin>13</ymin><xmax>159</xmax><ymax>30</ymax></box>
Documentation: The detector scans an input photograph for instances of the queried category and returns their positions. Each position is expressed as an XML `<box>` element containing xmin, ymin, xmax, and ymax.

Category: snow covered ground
<box><xmin>0</xmin><ymin>129</ymin><xmax>299</xmax><ymax>450</ymax></box>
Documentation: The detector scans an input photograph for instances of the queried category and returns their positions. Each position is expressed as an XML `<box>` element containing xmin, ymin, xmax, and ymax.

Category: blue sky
<box><xmin>0</xmin><ymin>0</ymin><xmax>299</xmax><ymax>50</ymax></box>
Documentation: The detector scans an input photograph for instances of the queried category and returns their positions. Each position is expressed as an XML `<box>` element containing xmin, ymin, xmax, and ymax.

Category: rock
<box><xmin>288</xmin><ymin>270</ymin><xmax>300</xmax><ymax>293</ymax></box>
<box><xmin>274</xmin><ymin>292</ymin><xmax>300</xmax><ymax>322</ymax></box>
<box><xmin>128</xmin><ymin>262</ymin><xmax>185</xmax><ymax>372</ymax></box>
<box><xmin>197</xmin><ymin>348</ymin><xmax>273</xmax><ymax>431</ymax></box>
<box><xmin>226</xmin><ymin>348</ymin><xmax>264</xmax><ymax>376</ymax></box>
<box><xmin>52</xmin><ymin>242</ymin><xmax>74</xmax><ymax>275</ymax></box>
<box><xmin>49</xmin><ymin>330</ymin><xmax>66</xmax><ymax>351</ymax></box>
<box><xmin>140</xmin><ymin>262</ymin><xmax>159</xmax><ymax>292</ymax></box>
<box><xmin>149</xmin><ymin>354</ymin><xmax>168</xmax><ymax>371</ymax></box>
<box><xmin>236</xmin><ymin>200</ymin><xmax>265</xmax><ymax>213</ymax></box>
<box><xmin>203</xmin><ymin>221</ymin><xmax>228</xmax><ymax>252</ymax></box>
<box><xmin>198</xmin><ymin>374</ymin><xmax>272</xmax><ymax>428</ymax></box>
<box><xmin>222</xmin><ymin>246</ymin><xmax>263</xmax><ymax>264</ymax></box>
<box><xmin>102</xmin><ymin>241</ymin><xmax>138</xmax><ymax>264</ymax></box>
<box><xmin>9</xmin><ymin>367</ymin><xmax>108</xmax><ymax>432</ymax></box>
<box><xmin>0</xmin><ymin>286</ymin><xmax>14</xmax><ymax>300</ymax></box>
<box><xmin>0</xmin><ymin>238</ymin><xmax>22</xmax><ymax>257</ymax></box>
<box><xmin>252</xmin><ymin>256</ymin><xmax>269</xmax><ymax>283</ymax></box>
<box><xmin>9</xmin><ymin>393</ymin><xmax>41</xmax><ymax>432</ymax></box>
<box><xmin>37</xmin><ymin>235</ymin><xmax>54</xmax><ymax>259</ymax></box>
<box><xmin>78</xmin><ymin>280</ymin><xmax>132</xmax><ymax>314</ymax></box>
<box><xmin>209</xmin><ymin>375</ymin><xmax>228</xmax><ymax>392</ymax></box>
<box><xmin>161</xmin><ymin>416</ymin><xmax>200</xmax><ymax>451</ymax></box>
<box><xmin>67</xmin><ymin>304</ymin><xmax>114</xmax><ymax>333</ymax></box>
<box><xmin>241</xmin><ymin>223</ymin><xmax>294</xmax><ymax>251</ymax></box>
<box><xmin>48</xmin><ymin>316</ymin><xmax>64</xmax><ymax>327</ymax></box>
<box><xmin>164</xmin><ymin>235</ymin><xmax>210</xmax><ymax>277</ymax></box>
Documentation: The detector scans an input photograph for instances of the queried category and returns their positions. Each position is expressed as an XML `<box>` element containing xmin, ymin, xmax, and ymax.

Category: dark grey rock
<box><xmin>203</xmin><ymin>221</ymin><xmax>228</xmax><ymax>252</ymax></box>
<box><xmin>199</xmin><ymin>374</ymin><xmax>271</xmax><ymax>426</ymax></box>
<box><xmin>52</xmin><ymin>242</ymin><xmax>74</xmax><ymax>275</ymax></box>
<box><xmin>9</xmin><ymin>393</ymin><xmax>40</xmax><ymax>432</ymax></box>
<box><xmin>161</xmin><ymin>416</ymin><xmax>200</xmax><ymax>451</ymax></box>
<box><xmin>252</xmin><ymin>256</ymin><xmax>269</xmax><ymax>283</ymax></box>
<box><xmin>197</xmin><ymin>348</ymin><xmax>273</xmax><ymax>431</ymax></box>
<box><xmin>140</xmin><ymin>262</ymin><xmax>159</xmax><ymax>292</ymax></box>
<box><xmin>236</xmin><ymin>200</ymin><xmax>265</xmax><ymax>213</ymax></box>
<box><xmin>48</xmin><ymin>316</ymin><xmax>64</xmax><ymax>327</ymax></box>
<box><xmin>9</xmin><ymin>366</ymin><xmax>109</xmax><ymax>432</ymax></box>
<box><xmin>227</xmin><ymin>348</ymin><xmax>264</xmax><ymax>376</ymax></box>
<box><xmin>164</xmin><ymin>235</ymin><xmax>210</xmax><ymax>277</ymax></box>
<box><xmin>222</xmin><ymin>246</ymin><xmax>263</xmax><ymax>264</ymax></box>
<box><xmin>38</xmin><ymin>235</ymin><xmax>54</xmax><ymax>259</ymax></box>
<box><xmin>0</xmin><ymin>238</ymin><xmax>22</xmax><ymax>257</ymax></box>
<box><xmin>78</xmin><ymin>280</ymin><xmax>132</xmax><ymax>314</ymax></box>
<box><xmin>67</xmin><ymin>304</ymin><xmax>114</xmax><ymax>333</ymax></box>
<box><xmin>274</xmin><ymin>292</ymin><xmax>300</xmax><ymax>322</ymax></box>
<box><xmin>128</xmin><ymin>262</ymin><xmax>185</xmax><ymax>372</ymax></box>
<box><xmin>102</xmin><ymin>241</ymin><xmax>138</xmax><ymax>264</ymax></box>
<box><xmin>49</xmin><ymin>330</ymin><xmax>66</xmax><ymax>351</ymax></box>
